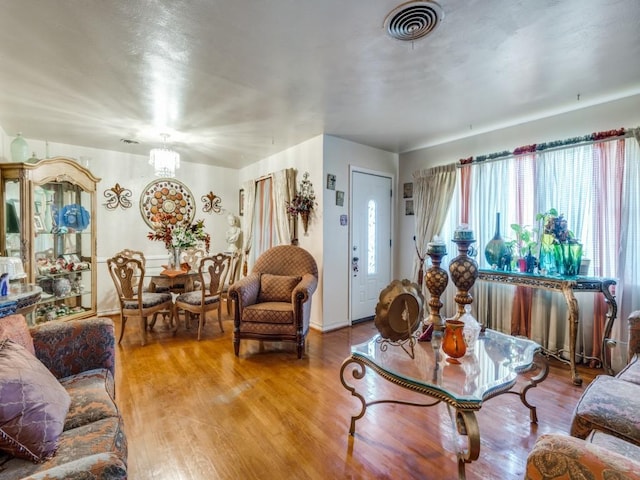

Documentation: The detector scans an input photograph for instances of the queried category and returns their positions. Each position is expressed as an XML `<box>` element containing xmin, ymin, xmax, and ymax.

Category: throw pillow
<box><xmin>258</xmin><ymin>274</ymin><xmax>302</xmax><ymax>303</ymax></box>
<box><xmin>0</xmin><ymin>339</ymin><xmax>71</xmax><ymax>462</ymax></box>
<box><xmin>0</xmin><ymin>314</ymin><xmax>35</xmax><ymax>355</ymax></box>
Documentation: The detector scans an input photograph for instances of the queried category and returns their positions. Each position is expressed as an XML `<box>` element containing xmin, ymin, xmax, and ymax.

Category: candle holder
<box><xmin>449</xmin><ymin>226</ymin><xmax>479</xmax><ymax>318</ymax></box>
<box><xmin>424</xmin><ymin>241</ymin><xmax>448</xmax><ymax>332</ymax></box>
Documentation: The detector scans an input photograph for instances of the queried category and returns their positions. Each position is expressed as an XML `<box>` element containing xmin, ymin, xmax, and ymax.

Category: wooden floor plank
<box><xmin>113</xmin><ymin>308</ymin><xmax>597</xmax><ymax>480</ymax></box>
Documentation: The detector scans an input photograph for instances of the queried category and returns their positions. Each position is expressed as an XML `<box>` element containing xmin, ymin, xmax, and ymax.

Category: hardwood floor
<box><xmin>113</xmin><ymin>308</ymin><xmax>598</xmax><ymax>480</ymax></box>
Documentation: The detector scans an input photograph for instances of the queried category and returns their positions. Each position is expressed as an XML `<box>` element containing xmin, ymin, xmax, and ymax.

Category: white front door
<box><xmin>350</xmin><ymin>170</ymin><xmax>392</xmax><ymax>323</ymax></box>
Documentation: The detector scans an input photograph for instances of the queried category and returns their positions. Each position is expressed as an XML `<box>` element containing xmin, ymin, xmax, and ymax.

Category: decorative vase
<box><xmin>539</xmin><ymin>243</ymin><xmax>557</xmax><ymax>275</ymax></box>
<box><xmin>53</xmin><ymin>277</ymin><xmax>72</xmax><ymax>297</ymax></box>
<box><xmin>442</xmin><ymin>319</ymin><xmax>466</xmax><ymax>363</ymax></box>
<box><xmin>555</xmin><ymin>243</ymin><xmax>582</xmax><ymax>277</ymax></box>
<box><xmin>484</xmin><ymin>213</ymin><xmax>511</xmax><ymax>270</ymax></box>
<box><xmin>10</xmin><ymin>133</ymin><xmax>29</xmax><ymax>163</ymax></box>
<box><xmin>460</xmin><ymin>304</ymin><xmax>481</xmax><ymax>354</ymax></box>
<box><xmin>300</xmin><ymin>211</ymin><xmax>310</xmax><ymax>236</ymax></box>
<box><xmin>170</xmin><ymin>248</ymin><xmax>182</xmax><ymax>270</ymax></box>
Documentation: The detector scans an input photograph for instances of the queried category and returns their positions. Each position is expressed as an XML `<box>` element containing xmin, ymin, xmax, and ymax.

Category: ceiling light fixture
<box><xmin>149</xmin><ymin>133</ymin><xmax>180</xmax><ymax>177</ymax></box>
<box><xmin>384</xmin><ymin>1</ymin><xmax>444</xmax><ymax>42</ymax></box>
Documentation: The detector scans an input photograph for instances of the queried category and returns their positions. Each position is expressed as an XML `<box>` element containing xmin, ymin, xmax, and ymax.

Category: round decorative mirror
<box><xmin>374</xmin><ymin>279</ymin><xmax>424</xmax><ymax>342</ymax></box>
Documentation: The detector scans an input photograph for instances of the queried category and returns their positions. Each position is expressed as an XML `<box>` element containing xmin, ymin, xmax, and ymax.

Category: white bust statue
<box><xmin>225</xmin><ymin>213</ymin><xmax>241</xmax><ymax>253</ymax></box>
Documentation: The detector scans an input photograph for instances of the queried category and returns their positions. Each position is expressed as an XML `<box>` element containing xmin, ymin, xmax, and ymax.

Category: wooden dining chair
<box><xmin>174</xmin><ymin>253</ymin><xmax>231</xmax><ymax>340</ymax></box>
<box><xmin>221</xmin><ymin>251</ymin><xmax>242</xmax><ymax>316</ymax></box>
<box><xmin>107</xmin><ymin>254</ymin><xmax>174</xmax><ymax>346</ymax></box>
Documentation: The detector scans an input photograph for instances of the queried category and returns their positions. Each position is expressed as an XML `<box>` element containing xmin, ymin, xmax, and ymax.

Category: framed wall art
<box><xmin>327</xmin><ymin>174</ymin><xmax>336</xmax><ymax>190</ymax></box>
<box><xmin>336</xmin><ymin>190</ymin><xmax>344</xmax><ymax>206</ymax></box>
<box><xmin>403</xmin><ymin>182</ymin><xmax>413</xmax><ymax>199</ymax></box>
<box><xmin>238</xmin><ymin>189</ymin><xmax>245</xmax><ymax>216</ymax></box>
<box><xmin>405</xmin><ymin>200</ymin><xmax>414</xmax><ymax>216</ymax></box>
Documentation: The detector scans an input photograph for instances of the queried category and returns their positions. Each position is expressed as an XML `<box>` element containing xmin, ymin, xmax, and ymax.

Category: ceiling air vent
<box><xmin>384</xmin><ymin>1</ymin><xmax>444</xmax><ymax>41</ymax></box>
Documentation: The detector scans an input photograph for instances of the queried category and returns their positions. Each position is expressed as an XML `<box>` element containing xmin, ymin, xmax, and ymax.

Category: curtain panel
<box><xmin>412</xmin><ymin>164</ymin><xmax>457</xmax><ymax>288</ymax></box>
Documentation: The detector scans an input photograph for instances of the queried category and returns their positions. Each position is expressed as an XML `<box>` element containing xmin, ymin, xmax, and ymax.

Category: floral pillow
<box><xmin>0</xmin><ymin>314</ymin><xmax>35</xmax><ymax>355</ymax></box>
<box><xmin>258</xmin><ymin>274</ymin><xmax>301</xmax><ymax>303</ymax></box>
<box><xmin>0</xmin><ymin>340</ymin><xmax>71</xmax><ymax>462</ymax></box>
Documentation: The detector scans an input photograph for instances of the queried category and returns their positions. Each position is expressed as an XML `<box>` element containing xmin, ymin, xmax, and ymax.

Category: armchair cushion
<box><xmin>243</xmin><ymin>302</ymin><xmax>294</xmax><ymax>324</ymax></box>
<box><xmin>0</xmin><ymin>340</ymin><xmax>71</xmax><ymax>462</ymax></box>
<box><xmin>258</xmin><ymin>274</ymin><xmax>301</xmax><ymax>303</ymax></box>
<box><xmin>0</xmin><ymin>314</ymin><xmax>35</xmax><ymax>355</ymax></box>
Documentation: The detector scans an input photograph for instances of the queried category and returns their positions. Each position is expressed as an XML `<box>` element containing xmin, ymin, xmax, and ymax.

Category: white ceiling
<box><xmin>1</xmin><ymin>0</ymin><xmax>639</xmax><ymax>169</ymax></box>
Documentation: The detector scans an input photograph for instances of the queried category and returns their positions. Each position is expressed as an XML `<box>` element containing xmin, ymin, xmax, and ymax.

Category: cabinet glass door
<box><xmin>34</xmin><ymin>180</ymin><xmax>93</xmax><ymax>323</ymax></box>
<box><xmin>3</xmin><ymin>179</ymin><xmax>21</xmax><ymax>259</ymax></box>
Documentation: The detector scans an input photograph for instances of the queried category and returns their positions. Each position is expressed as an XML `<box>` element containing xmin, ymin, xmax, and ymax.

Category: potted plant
<box><xmin>510</xmin><ymin>223</ymin><xmax>538</xmax><ymax>272</ymax></box>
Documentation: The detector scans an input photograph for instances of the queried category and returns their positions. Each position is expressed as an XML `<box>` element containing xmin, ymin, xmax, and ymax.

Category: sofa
<box><xmin>525</xmin><ymin>311</ymin><xmax>640</xmax><ymax>479</ymax></box>
<box><xmin>0</xmin><ymin>314</ymin><xmax>127</xmax><ymax>479</ymax></box>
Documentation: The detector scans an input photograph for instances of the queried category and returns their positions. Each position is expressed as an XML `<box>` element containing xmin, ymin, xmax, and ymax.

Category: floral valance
<box><xmin>459</xmin><ymin>128</ymin><xmax>627</xmax><ymax>165</ymax></box>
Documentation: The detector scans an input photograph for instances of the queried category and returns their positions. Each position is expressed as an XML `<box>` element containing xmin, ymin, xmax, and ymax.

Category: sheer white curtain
<box><xmin>240</xmin><ymin>179</ymin><xmax>257</xmax><ymax>276</ymax></box>
<box><xmin>251</xmin><ymin>177</ymin><xmax>276</xmax><ymax>266</ymax></box>
<box><xmin>616</xmin><ymin>130</ymin><xmax>640</xmax><ymax>368</ymax></box>
<box><xmin>412</xmin><ymin>164</ymin><xmax>457</xmax><ymax>287</ymax></box>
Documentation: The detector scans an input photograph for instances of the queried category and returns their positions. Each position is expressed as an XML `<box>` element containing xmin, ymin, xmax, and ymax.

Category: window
<box><xmin>367</xmin><ymin>200</ymin><xmax>376</xmax><ymax>274</ymax></box>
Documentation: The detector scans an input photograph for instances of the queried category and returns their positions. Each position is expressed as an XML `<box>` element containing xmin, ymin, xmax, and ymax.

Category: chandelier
<box><xmin>149</xmin><ymin>134</ymin><xmax>180</xmax><ymax>177</ymax></box>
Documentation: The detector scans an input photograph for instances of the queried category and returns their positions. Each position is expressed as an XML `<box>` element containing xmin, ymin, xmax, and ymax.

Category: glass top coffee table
<box><xmin>340</xmin><ymin>329</ymin><xmax>548</xmax><ymax>480</ymax></box>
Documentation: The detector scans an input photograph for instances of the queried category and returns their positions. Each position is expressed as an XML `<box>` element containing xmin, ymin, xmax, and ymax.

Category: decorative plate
<box><xmin>374</xmin><ymin>279</ymin><xmax>424</xmax><ymax>342</ymax></box>
<box><xmin>140</xmin><ymin>179</ymin><xmax>195</xmax><ymax>228</ymax></box>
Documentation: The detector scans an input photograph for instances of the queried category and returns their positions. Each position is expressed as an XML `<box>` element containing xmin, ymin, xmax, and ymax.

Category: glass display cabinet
<box><xmin>0</xmin><ymin>157</ymin><xmax>100</xmax><ymax>323</ymax></box>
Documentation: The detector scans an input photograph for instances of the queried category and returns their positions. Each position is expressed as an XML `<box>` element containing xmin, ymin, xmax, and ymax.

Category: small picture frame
<box><xmin>336</xmin><ymin>190</ymin><xmax>344</xmax><ymax>207</ymax></box>
<box><xmin>403</xmin><ymin>182</ymin><xmax>413</xmax><ymax>199</ymax></box>
<box><xmin>340</xmin><ymin>214</ymin><xmax>348</xmax><ymax>226</ymax></box>
<box><xmin>326</xmin><ymin>174</ymin><xmax>336</xmax><ymax>190</ymax></box>
<box><xmin>405</xmin><ymin>200</ymin><xmax>414</xmax><ymax>216</ymax></box>
<box><xmin>238</xmin><ymin>189</ymin><xmax>245</xmax><ymax>216</ymax></box>
<box><xmin>34</xmin><ymin>214</ymin><xmax>45</xmax><ymax>233</ymax></box>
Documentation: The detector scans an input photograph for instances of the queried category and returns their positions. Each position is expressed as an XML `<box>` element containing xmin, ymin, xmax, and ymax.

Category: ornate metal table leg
<box><xmin>448</xmin><ymin>408</ymin><xmax>480</xmax><ymax>480</ymax></box>
<box><xmin>600</xmin><ymin>279</ymin><xmax>617</xmax><ymax>375</ymax></box>
<box><xmin>560</xmin><ymin>282</ymin><xmax>582</xmax><ymax>385</ymax></box>
<box><xmin>519</xmin><ymin>351</ymin><xmax>549</xmax><ymax>423</ymax></box>
<box><xmin>340</xmin><ymin>357</ymin><xmax>367</xmax><ymax>435</ymax></box>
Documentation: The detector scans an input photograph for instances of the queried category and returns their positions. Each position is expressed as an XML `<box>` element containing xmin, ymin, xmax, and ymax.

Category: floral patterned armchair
<box><xmin>228</xmin><ymin>245</ymin><xmax>318</xmax><ymax>358</ymax></box>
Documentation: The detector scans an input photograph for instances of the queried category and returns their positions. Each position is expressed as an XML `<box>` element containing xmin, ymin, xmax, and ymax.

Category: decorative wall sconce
<box><xmin>104</xmin><ymin>183</ymin><xmax>132</xmax><ymax>210</ymax></box>
<box><xmin>202</xmin><ymin>191</ymin><xmax>222</xmax><ymax>214</ymax></box>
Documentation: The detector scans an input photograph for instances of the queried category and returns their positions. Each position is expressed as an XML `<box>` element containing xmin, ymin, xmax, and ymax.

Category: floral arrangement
<box><xmin>286</xmin><ymin>172</ymin><xmax>316</xmax><ymax>216</ymax></box>
<box><xmin>536</xmin><ymin>208</ymin><xmax>576</xmax><ymax>245</ymax></box>
<box><xmin>147</xmin><ymin>212</ymin><xmax>211</xmax><ymax>252</ymax></box>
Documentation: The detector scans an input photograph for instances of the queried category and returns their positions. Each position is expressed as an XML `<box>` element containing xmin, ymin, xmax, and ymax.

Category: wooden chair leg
<box><xmin>217</xmin><ymin>303</ymin><xmax>224</xmax><ymax>332</ymax></box>
<box><xmin>118</xmin><ymin>314</ymin><xmax>126</xmax><ymax>344</ymax></box>
<box><xmin>139</xmin><ymin>317</ymin><xmax>147</xmax><ymax>346</ymax></box>
<box><xmin>197</xmin><ymin>310</ymin><xmax>204</xmax><ymax>341</ymax></box>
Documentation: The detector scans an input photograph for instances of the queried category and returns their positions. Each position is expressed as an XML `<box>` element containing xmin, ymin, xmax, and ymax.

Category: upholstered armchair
<box><xmin>228</xmin><ymin>245</ymin><xmax>318</xmax><ymax>358</ymax></box>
